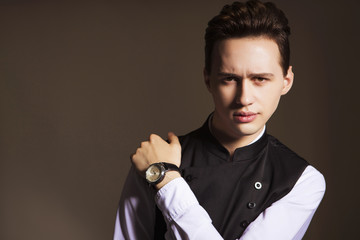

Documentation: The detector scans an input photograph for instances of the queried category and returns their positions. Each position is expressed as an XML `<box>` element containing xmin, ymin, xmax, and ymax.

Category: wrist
<box><xmin>155</xmin><ymin>171</ymin><xmax>181</xmax><ymax>190</ymax></box>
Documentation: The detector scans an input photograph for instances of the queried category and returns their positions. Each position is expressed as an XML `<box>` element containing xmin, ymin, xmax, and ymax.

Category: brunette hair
<box><xmin>205</xmin><ymin>0</ymin><xmax>291</xmax><ymax>75</ymax></box>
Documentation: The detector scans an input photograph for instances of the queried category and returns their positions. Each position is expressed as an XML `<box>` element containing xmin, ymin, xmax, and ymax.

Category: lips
<box><xmin>233</xmin><ymin>111</ymin><xmax>257</xmax><ymax>123</ymax></box>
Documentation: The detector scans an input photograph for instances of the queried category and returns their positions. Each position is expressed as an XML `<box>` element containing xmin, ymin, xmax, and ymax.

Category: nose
<box><xmin>235</xmin><ymin>79</ymin><xmax>254</xmax><ymax>106</ymax></box>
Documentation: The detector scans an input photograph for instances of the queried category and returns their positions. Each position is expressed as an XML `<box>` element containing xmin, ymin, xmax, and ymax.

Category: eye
<box><xmin>225</xmin><ymin>76</ymin><xmax>236</xmax><ymax>82</ymax></box>
<box><xmin>218</xmin><ymin>74</ymin><xmax>240</xmax><ymax>84</ymax></box>
<box><xmin>252</xmin><ymin>76</ymin><xmax>270</xmax><ymax>84</ymax></box>
<box><xmin>255</xmin><ymin>77</ymin><xmax>267</xmax><ymax>82</ymax></box>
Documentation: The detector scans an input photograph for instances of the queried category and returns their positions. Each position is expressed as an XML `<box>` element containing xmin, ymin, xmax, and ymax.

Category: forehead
<box><xmin>211</xmin><ymin>37</ymin><xmax>282</xmax><ymax>73</ymax></box>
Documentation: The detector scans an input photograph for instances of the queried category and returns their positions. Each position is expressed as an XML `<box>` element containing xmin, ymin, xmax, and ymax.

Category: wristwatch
<box><xmin>145</xmin><ymin>162</ymin><xmax>180</xmax><ymax>185</ymax></box>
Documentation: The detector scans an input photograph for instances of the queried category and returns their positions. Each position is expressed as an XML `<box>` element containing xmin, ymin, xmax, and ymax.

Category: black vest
<box><xmin>155</xmin><ymin>119</ymin><xmax>308</xmax><ymax>240</ymax></box>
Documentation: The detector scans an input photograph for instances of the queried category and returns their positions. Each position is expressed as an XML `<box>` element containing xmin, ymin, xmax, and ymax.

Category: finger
<box><xmin>140</xmin><ymin>141</ymin><xmax>149</xmax><ymax>148</ymax></box>
<box><xmin>130</xmin><ymin>152</ymin><xmax>137</xmax><ymax>163</ymax></box>
<box><xmin>149</xmin><ymin>133</ymin><xmax>162</xmax><ymax>142</ymax></box>
<box><xmin>131</xmin><ymin>147</ymin><xmax>142</xmax><ymax>161</ymax></box>
<box><xmin>168</xmin><ymin>132</ymin><xmax>180</xmax><ymax>146</ymax></box>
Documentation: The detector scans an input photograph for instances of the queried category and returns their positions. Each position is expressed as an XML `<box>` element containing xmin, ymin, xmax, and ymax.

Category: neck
<box><xmin>210</xmin><ymin>114</ymin><xmax>264</xmax><ymax>156</ymax></box>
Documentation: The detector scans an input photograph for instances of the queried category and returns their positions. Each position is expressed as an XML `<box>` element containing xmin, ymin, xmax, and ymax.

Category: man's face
<box><xmin>205</xmin><ymin>37</ymin><xmax>293</xmax><ymax>142</ymax></box>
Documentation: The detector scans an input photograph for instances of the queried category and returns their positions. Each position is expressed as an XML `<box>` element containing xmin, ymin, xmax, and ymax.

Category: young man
<box><xmin>114</xmin><ymin>1</ymin><xmax>325</xmax><ymax>239</ymax></box>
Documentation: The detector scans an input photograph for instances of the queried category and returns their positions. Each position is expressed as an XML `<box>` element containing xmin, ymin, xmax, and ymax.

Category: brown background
<box><xmin>1</xmin><ymin>0</ymin><xmax>359</xmax><ymax>239</ymax></box>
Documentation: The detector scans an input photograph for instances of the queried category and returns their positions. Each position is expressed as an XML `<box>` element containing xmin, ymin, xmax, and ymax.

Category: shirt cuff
<box><xmin>155</xmin><ymin>177</ymin><xmax>199</xmax><ymax>222</ymax></box>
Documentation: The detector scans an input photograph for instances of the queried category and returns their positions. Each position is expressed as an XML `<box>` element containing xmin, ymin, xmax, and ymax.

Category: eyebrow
<box><xmin>217</xmin><ymin>72</ymin><xmax>274</xmax><ymax>78</ymax></box>
<box><xmin>248</xmin><ymin>73</ymin><xmax>274</xmax><ymax>78</ymax></box>
<box><xmin>217</xmin><ymin>72</ymin><xmax>240</xmax><ymax>78</ymax></box>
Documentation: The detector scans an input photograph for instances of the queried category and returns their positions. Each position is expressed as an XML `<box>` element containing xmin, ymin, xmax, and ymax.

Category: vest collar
<box><xmin>200</xmin><ymin>114</ymin><xmax>268</xmax><ymax>162</ymax></box>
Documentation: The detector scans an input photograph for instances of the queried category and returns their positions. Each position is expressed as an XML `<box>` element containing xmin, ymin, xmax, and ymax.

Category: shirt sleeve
<box><xmin>155</xmin><ymin>178</ymin><xmax>223</xmax><ymax>240</ymax></box>
<box><xmin>113</xmin><ymin>166</ymin><xmax>157</xmax><ymax>240</ymax></box>
<box><xmin>154</xmin><ymin>165</ymin><xmax>326</xmax><ymax>240</ymax></box>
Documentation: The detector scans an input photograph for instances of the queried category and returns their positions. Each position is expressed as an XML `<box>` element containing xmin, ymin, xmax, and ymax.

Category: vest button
<box><xmin>247</xmin><ymin>202</ymin><xmax>256</xmax><ymax>209</ymax></box>
<box><xmin>254</xmin><ymin>182</ymin><xmax>262</xmax><ymax>190</ymax></box>
<box><xmin>240</xmin><ymin>220</ymin><xmax>249</xmax><ymax>228</ymax></box>
<box><xmin>185</xmin><ymin>175</ymin><xmax>193</xmax><ymax>182</ymax></box>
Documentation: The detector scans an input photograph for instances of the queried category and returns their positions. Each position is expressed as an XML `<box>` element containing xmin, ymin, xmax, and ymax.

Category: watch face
<box><xmin>146</xmin><ymin>164</ymin><xmax>162</xmax><ymax>183</ymax></box>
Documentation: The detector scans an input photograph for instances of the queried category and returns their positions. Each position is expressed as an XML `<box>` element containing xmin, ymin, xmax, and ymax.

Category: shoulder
<box><xmin>283</xmin><ymin>165</ymin><xmax>326</xmax><ymax>207</ymax></box>
<box><xmin>267</xmin><ymin>134</ymin><xmax>303</xmax><ymax>157</ymax></box>
<box><xmin>178</xmin><ymin>125</ymin><xmax>206</xmax><ymax>147</ymax></box>
<box><xmin>266</xmin><ymin>134</ymin><xmax>309</xmax><ymax>167</ymax></box>
<box><xmin>296</xmin><ymin>165</ymin><xmax>326</xmax><ymax>199</ymax></box>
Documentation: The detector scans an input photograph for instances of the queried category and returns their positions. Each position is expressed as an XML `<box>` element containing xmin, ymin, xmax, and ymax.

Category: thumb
<box><xmin>168</xmin><ymin>132</ymin><xmax>180</xmax><ymax>146</ymax></box>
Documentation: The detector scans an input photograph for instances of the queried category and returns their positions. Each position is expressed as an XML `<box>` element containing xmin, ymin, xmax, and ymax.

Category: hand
<box><xmin>131</xmin><ymin>132</ymin><xmax>181</xmax><ymax>176</ymax></box>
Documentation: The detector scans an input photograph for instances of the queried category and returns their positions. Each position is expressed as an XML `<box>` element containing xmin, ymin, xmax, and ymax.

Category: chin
<box><xmin>232</xmin><ymin>124</ymin><xmax>263</xmax><ymax>137</ymax></box>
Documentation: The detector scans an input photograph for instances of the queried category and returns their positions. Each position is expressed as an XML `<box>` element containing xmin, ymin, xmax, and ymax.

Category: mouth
<box><xmin>233</xmin><ymin>111</ymin><xmax>257</xmax><ymax>123</ymax></box>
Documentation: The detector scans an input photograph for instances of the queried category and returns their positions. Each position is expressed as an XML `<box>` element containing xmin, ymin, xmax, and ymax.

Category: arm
<box><xmin>113</xmin><ymin>132</ymin><xmax>183</xmax><ymax>240</ymax></box>
<box><xmin>155</xmin><ymin>177</ymin><xmax>223</xmax><ymax>240</ymax></box>
<box><xmin>154</xmin><ymin>165</ymin><xmax>325</xmax><ymax>240</ymax></box>
<box><xmin>118</xmin><ymin>132</ymin><xmax>222</xmax><ymax>240</ymax></box>
<box><xmin>113</xmin><ymin>166</ymin><xmax>156</xmax><ymax>240</ymax></box>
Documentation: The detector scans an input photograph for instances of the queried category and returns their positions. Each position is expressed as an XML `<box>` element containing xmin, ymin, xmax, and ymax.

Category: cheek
<box><xmin>263</xmin><ymin>93</ymin><xmax>282</xmax><ymax>114</ymax></box>
<box><xmin>264</xmin><ymin>82</ymin><xmax>283</xmax><ymax>98</ymax></box>
<box><xmin>214</xmin><ymin>86</ymin><xmax>236</xmax><ymax>105</ymax></box>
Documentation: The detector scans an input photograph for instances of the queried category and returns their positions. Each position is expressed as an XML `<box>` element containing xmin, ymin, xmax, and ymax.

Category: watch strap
<box><xmin>161</xmin><ymin>162</ymin><xmax>181</xmax><ymax>173</ymax></box>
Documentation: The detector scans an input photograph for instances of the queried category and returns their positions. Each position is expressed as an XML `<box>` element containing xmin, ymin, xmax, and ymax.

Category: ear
<box><xmin>281</xmin><ymin>66</ymin><xmax>294</xmax><ymax>95</ymax></box>
<box><xmin>203</xmin><ymin>68</ymin><xmax>212</xmax><ymax>92</ymax></box>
